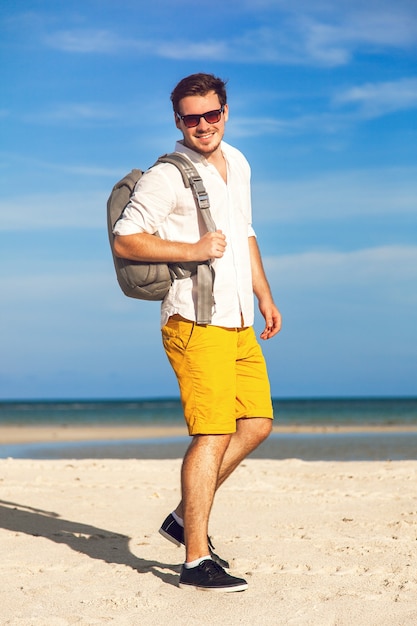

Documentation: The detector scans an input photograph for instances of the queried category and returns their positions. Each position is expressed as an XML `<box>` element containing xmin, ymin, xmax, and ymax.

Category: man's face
<box><xmin>175</xmin><ymin>90</ymin><xmax>229</xmax><ymax>159</ymax></box>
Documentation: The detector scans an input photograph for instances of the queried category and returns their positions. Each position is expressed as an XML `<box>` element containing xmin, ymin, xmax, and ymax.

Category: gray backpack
<box><xmin>107</xmin><ymin>152</ymin><xmax>216</xmax><ymax>324</ymax></box>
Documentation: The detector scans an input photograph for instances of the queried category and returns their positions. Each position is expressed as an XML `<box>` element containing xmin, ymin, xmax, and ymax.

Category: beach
<box><xmin>1</xmin><ymin>424</ymin><xmax>417</xmax><ymax>624</ymax></box>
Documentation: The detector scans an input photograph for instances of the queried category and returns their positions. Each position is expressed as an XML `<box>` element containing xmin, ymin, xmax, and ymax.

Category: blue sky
<box><xmin>1</xmin><ymin>0</ymin><xmax>416</xmax><ymax>400</ymax></box>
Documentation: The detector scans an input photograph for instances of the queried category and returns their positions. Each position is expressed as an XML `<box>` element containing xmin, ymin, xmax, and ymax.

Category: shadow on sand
<box><xmin>0</xmin><ymin>499</ymin><xmax>180</xmax><ymax>587</ymax></box>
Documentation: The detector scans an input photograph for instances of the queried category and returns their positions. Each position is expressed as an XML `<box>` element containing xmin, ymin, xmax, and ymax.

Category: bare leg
<box><xmin>175</xmin><ymin>418</ymin><xmax>272</xmax><ymax>522</ymax></box>
<box><xmin>181</xmin><ymin>433</ymin><xmax>231</xmax><ymax>562</ymax></box>
<box><xmin>216</xmin><ymin>417</ymin><xmax>272</xmax><ymax>488</ymax></box>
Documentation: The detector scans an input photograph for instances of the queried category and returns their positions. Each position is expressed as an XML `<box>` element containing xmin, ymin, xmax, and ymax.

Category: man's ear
<box><xmin>174</xmin><ymin>112</ymin><xmax>181</xmax><ymax>129</ymax></box>
<box><xmin>223</xmin><ymin>104</ymin><xmax>229</xmax><ymax>123</ymax></box>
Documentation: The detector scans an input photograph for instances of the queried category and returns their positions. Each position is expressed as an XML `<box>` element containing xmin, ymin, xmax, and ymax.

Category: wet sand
<box><xmin>1</xmin><ymin>423</ymin><xmax>417</xmax><ymax>461</ymax></box>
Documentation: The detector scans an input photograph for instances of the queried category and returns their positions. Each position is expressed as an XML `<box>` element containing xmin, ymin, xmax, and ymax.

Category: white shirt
<box><xmin>114</xmin><ymin>140</ymin><xmax>256</xmax><ymax>328</ymax></box>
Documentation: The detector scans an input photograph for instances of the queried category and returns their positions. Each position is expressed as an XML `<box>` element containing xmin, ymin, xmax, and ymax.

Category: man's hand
<box><xmin>259</xmin><ymin>299</ymin><xmax>282</xmax><ymax>340</ymax></box>
<box><xmin>193</xmin><ymin>230</ymin><xmax>226</xmax><ymax>261</ymax></box>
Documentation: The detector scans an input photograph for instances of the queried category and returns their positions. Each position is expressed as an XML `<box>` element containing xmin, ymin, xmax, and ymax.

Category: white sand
<box><xmin>1</xmin><ymin>458</ymin><xmax>416</xmax><ymax>625</ymax></box>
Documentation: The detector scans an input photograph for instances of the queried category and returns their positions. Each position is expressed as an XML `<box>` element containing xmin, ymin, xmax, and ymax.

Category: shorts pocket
<box><xmin>162</xmin><ymin>318</ymin><xmax>195</xmax><ymax>352</ymax></box>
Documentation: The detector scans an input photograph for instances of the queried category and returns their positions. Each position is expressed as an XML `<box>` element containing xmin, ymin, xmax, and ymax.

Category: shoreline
<box><xmin>1</xmin><ymin>422</ymin><xmax>417</xmax><ymax>445</ymax></box>
<box><xmin>2</xmin><ymin>424</ymin><xmax>417</xmax><ymax>462</ymax></box>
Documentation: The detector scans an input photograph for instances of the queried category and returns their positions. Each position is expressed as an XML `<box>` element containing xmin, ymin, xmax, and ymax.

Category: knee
<box><xmin>240</xmin><ymin>417</ymin><xmax>272</xmax><ymax>446</ymax></box>
<box><xmin>256</xmin><ymin>418</ymin><xmax>273</xmax><ymax>443</ymax></box>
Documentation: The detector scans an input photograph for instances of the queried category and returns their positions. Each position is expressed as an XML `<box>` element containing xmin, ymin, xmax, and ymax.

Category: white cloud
<box><xmin>40</xmin><ymin>2</ymin><xmax>417</xmax><ymax>67</ymax></box>
<box><xmin>43</xmin><ymin>29</ymin><xmax>132</xmax><ymax>54</ymax></box>
<box><xmin>229</xmin><ymin>116</ymin><xmax>306</xmax><ymax>138</ymax></box>
<box><xmin>228</xmin><ymin>76</ymin><xmax>417</xmax><ymax>139</ymax></box>
<box><xmin>264</xmin><ymin>245</ymin><xmax>417</xmax><ymax>293</ymax></box>
<box><xmin>0</xmin><ymin>151</ymin><xmax>122</xmax><ymax>178</ymax></box>
<box><xmin>0</xmin><ymin>190</ymin><xmax>106</xmax><ymax>230</ymax></box>
<box><xmin>334</xmin><ymin>78</ymin><xmax>417</xmax><ymax>119</ymax></box>
<box><xmin>252</xmin><ymin>167</ymin><xmax>417</xmax><ymax>222</ymax></box>
<box><xmin>22</xmin><ymin>103</ymin><xmax>122</xmax><ymax>125</ymax></box>
<box><xmin>38</xmin><ymin>26</ymin><xmax>335</xmax><ymax>66</ymax></box>
<box><xmin>228</xmin><ymin>112</ymin><xmax>349</xmax><ymax>138</ymax></box>
<box><xmin>155</xmin><ymin>40</ymin><xmax>228</xmax><ymax>60</ymax></box>
<box><xmin>297</xmin><ymin>9</ymin><xmax>417</xmax><ymax>66</ymax></box>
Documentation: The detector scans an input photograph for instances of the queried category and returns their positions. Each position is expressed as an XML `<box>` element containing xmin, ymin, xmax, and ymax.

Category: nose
<box><xmin>196</xmin><ymin>115</ymin><xmax>210</xmax><ymax>130</ymax></box>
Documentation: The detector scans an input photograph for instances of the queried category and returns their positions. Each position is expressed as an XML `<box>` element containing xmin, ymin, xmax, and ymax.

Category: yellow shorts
<box><xmin>161</xmin><ymin>315</ymin><xmax>273</xmax><ymax>435</ymax></box>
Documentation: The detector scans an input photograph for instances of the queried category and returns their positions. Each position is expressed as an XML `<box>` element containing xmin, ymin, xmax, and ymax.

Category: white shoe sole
<box><xmin>159</xmin><ymin>527</ymin><xmax>182</xmax><ymax>547</ymax></box>
<box><xmin>178</xmin><ymin>582</ymin><xmax>248</xmax><ymax>592</ymax></box>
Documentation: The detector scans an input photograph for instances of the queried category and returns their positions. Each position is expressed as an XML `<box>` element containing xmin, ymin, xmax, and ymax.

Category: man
<box><xmin>113</xmin><ymin>73</ymin><xmax>282</xmax><ymax>592</ymax></box>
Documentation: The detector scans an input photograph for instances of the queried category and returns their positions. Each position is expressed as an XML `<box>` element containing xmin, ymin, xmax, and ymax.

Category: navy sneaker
<box><xmin>159</xmin><ymin>513</ymin><xmax>230</xmax><ymax>569</ymax></box>
<box><xmin>179</xmin><ymin>559</ymin><xmax>248</xmax><ymax>592</ymax></box>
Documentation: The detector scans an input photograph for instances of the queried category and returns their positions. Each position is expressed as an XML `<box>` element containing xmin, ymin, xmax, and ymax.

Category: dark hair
<box><xmin>170</xmin><ymin>73</ymin><xmax>228</xmax><ymax>114</ymax></box>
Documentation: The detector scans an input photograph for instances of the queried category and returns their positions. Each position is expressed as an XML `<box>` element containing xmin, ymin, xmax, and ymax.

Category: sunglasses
<box><xmin>176</xmin><ymin>106</ymin><xmax>225</xmax><ymax>128</ymax></box>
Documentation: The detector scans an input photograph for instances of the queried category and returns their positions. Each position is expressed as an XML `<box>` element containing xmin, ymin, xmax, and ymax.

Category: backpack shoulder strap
<box><xmin>156</xmin><ymin>153</ymin><xmax>216</xmax><ymax>234</ymax></box>
<box><xmin>155</xmin><ymin>152</ymin><xmax>216</xmax><ymax>325</ymax></box>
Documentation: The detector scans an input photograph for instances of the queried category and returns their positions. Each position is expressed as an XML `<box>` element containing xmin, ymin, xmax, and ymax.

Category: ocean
<box><xmin>1</xmin><ymin>397</ymin><xmax>417</xmax><ymax>427</ymax></box>
<box><xmin>1</xmin><ymin>397</ymin><xmax>417</xmax><ymax>461</ymax></box>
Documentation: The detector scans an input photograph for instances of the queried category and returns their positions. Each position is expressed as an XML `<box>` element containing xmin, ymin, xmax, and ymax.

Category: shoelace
<box><xmin>198</xmin><ymin>560</ymin><xmax>224</xmax><ymax>578</ymax></box>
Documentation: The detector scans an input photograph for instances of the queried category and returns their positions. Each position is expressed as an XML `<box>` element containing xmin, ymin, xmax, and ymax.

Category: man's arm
<box><xmin>113</xmin><ymin>230</ymin><xmax>227</xmax><ymax>264</ymax></box>
<box><xmin>249</xmin><ymin>236</ymin><xmax>282</xmax><ymax>340</ymax></box>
